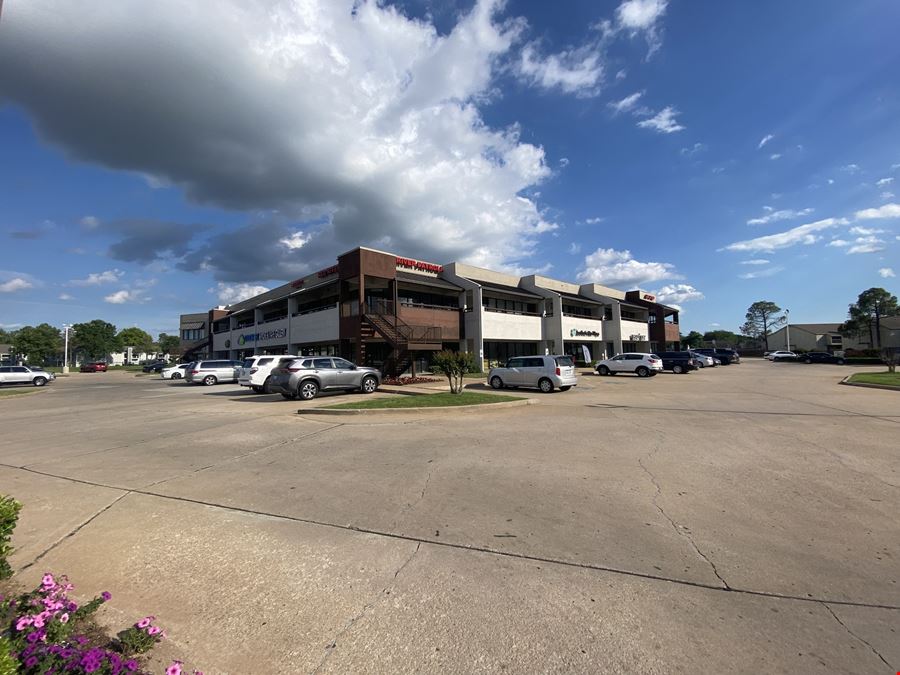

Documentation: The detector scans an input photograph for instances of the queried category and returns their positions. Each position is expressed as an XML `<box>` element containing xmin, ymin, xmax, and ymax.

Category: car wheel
<box><xmin>263</xmin><ymin>376</ymin><xmax>275</xmax><ymax>394</ymax></box>
<box><xmin>281</xmin><ymin>392</ymin><xmax>297</xmax><ymax>400</ymax></box>
<box><xmin>636</xmin><ymin>366</ymin><xmax>649</xmax><ymax>377</ymax></box>
<box><xmin>298</xmin><ymin>380</ymin><xmax>319</xmax><ymax>401</ymax></box>
<box><xmin>597</xmin><ymin>365</ymin><xmax>610</xmax><ymax>376</ymax></box>
<box><xmin>202</xmin><ymin>375</ymin><xmax>217</xmax><ymax>386</ymax></box>
<box><xmin>696</xmin><ymin>361</ymin><xmax>704</xmax><ymax>368</ymax></box>
<box><xmin>171</xmin><ymin>372</ymin><xmax>182</xmax><ymax>380</ymax></box>
<box><xmin>361</xmin><ymin>375</ymin><xmax>378</xmax><ymax>394</ymax></box>
<box><xmin>673</xmin><ymin>364</ymin><xmax>684</xmax><ymax>374</ymax></box>
<box><xmin>804</xmin><ymin>358</ymin><xmax>812</xmax><ymax>364</ymax></box>
<box><xmin>538</xmin><ymin>378</ymin><xmax>554</xmax><ymax>393</ymax></box>
<box><xmin>33</xmin><ymin>377</ymin><xmax>47</xmax><ymax>387</ymax></box>
<box><xmin>836</xmin><ymin>358</ymin><xmax>845</xmax><ymax>365</ymax></box>
<box><xmin>251</xmin><ymin>386</ymin><xmax>262</xmax><ymax>393</ymax></box>
<box><xmin>558</xmin><ymin>386</ymin><xmax>571</xmax><ymax>391</ymax></box>
<box><xmin>490</xmin><ymin>376</ymin><xmax>504</xmax><ymax>389</ymax></box>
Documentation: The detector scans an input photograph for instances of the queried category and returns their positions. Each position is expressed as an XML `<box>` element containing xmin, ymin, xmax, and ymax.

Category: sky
<box><xmin>1</xmin><ymin>0</ymin><xmax>898</xmax><ymax>338</ymax></box>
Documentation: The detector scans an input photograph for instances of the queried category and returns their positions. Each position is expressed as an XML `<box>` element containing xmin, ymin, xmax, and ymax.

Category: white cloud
<box><xmin>79</xmin><ymin>215</ymin><xmax>100</xmax><ymax>229</ymax></box>
<box><xmin>876</xmin><ymin>177</ymin><xmax>894</xmax><ymax>187</ymax></box>
<box><xmin>855</xmin><ymin>203</ymin><xmax>900</xmax><ymax>220</ymax></box>
<box><xmin>615</xmin><ymin>0</ymin><xmax>669</xmax><ymax>55</ymax></box>
<box><xmin>746</xmin><ymin>207</ymin><xmax>813</xmax><ymax>226</ymax></box>
<box><xmin>723</xmin><ymin>217</ymin><xmax>848</xmax><ymax>253</ymax></box>
<box><xmin>636</xmin><ymin>106</ymin><xmax>684</xmax><ymax>133</ymax></box>
<box><xmin>739</xmin><ymin>266</ymin><xmax>784</xmax><ymax>280</ymax></box>
<box><xmin>577</xmin><ymin>247</ymin><xmax>679</xmax><ymax>286</ymax></box>
<box><xmin>849</xmin><ymin>226</ymin><xmax>886</xmax><ymax>236</ymax></box>
<box><xmin>878</xmin><ymin>267</ymin><xmax>895</xmax><ymax>278</ymax></box>
<box><xmin>847</xmin><ymin>236</ymin><xmax>885</xmax><ymax>255</ymax></box>
<box><xmin>615</xmin><ymin>69</ymin><xmax>627</xmax><ymax>80</ymax></box>
<box><xmin>757</xmin><ymin>134</ymin><xmax>774</xmax><ymax>149</ymax></box>
<box><xmin>279</xmin><ymin>230</ymin><xmax>311</xmax><ymax>250</ymax></box>
<box><xmin>103</xmin><ymin>288</ymin><xmax>147</xmax><ymax>304</ymax></box>
<box><xmin>739</xmin><ymin>259</ymin><xmax>770</xmax><ymax>265</ymax></box>
<box><xmin>882</xmin><ymin>191</ymin><xmax>895</xmax><ymax>201</ymax></box>
<box><xmin>680</xmin><ymin>142</ymin><xmax>705</xmax><ymax>157</ymax></box>
<box><xmin>653</xmin><ymin>284</ymin><xmax>704</xmax><ymax>303</ymax></box>
<box><xmin>519</xmin><ymin>43</ymin><xmax>604</xmax><ymax>96</ymax></box>
<box><xmin>0</xmin><ymin>323</ymin><xmax>23</xmax><ymax>330</ymax></box>
<box><xmin>827</xmin><ymin>239</ymin><xmax>850</xmax><ymax>248</ymax></box>
<box><xmin>608</xmin><ymin>91</ymin><xmax>643</xmax><ymax>114</ymax></box>
<box><xmin>841</xmin><ymin>163</ymin><xmax>861</xmax><ymax>174</ymax></box>
<box><xmin>69</xmin><ymin>269</ymin><xmax>124</xmax><ymax>286</ymax></box>
<box><xmin>584</xmin><ymin>216</ymin><xmax>605</xmax><ymax>225</ymax></box>
<box><xmin>58</xmin><ymin>293</ymin><xmax>74</xmax><ymax>301</ymax></box>
<box><xmin>568</xmin><ymin>242</ymin><xmax>581</xmax><ymax>255</ymax></box>
<box><xmin>212</xmin><ymin>282</ymin><xmax>271</xmax><ymax>305</ymax></box>
<box><xmin>0</xmin><ymin>0</ymin><xmax>567</xmax><ymax>275</ymax></box>
<box><xmin>892</xmin><ymin>163</ymin><xmax>900</xmax><ymax>170</ymax></box>
<box><xmin>0</xmin><ymin>278</ymin><xmax>33</xmax><ymax>293</ymax></box>
<box><xmin>827</xmin><ymin>178</ymin><xmax>835</xmax><ymax>185</ymax></box>
<box><xmin>558</xmin><ymin>157</ymin><xmax>569</xmax><ymax>168</ymax></box>
<box><xmin>769</xmin><ymin>153</ymin><xmax>782</xmax><ymax>160</ymax></box>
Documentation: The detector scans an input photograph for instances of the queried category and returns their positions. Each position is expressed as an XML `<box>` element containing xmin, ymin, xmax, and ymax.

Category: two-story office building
<box><xmin>182</xmin><ymin>246</ymin><xmax>678</xmax><ymax>373</ymax></box>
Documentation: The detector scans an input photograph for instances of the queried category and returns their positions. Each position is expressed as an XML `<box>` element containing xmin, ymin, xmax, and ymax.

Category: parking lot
<box><xmin>1</xmin><ymin>360</ymin><xmax>898</xmax><ymax>673</ymax></box>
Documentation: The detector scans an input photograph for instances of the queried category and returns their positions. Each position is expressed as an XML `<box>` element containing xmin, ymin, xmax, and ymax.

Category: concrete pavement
<box><xmin>0</xmin><ymin>362</ymin><xmax>897</xmax><ymax>673</ymax></box>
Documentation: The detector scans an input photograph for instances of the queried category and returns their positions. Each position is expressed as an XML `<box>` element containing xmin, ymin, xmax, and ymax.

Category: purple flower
<box><xmin>42</xmin><ymin>573</ymin><xmax>55</xmax><ymax>587</ymax></box>
<box><xmin>25</xmin><ymin>656</ymin><xmax>39</xmax><ymax>667</ymax></box>
<box><xmin>101</xmin><ymin>591</ymin><xmax>112</xmax><ymax>601</ymax></box>
<box><xmin>166</xmin><ymin>662</ymin><xmax>183</xmax><ymax>675</ymax></box>
<box><xmin>125</xmin><ymin>660</ymin><xmax>139</xmax><ymax>671</ymax></box>
<box><xmin>67</xmin><ymin>601</ymin><xmax>78</xmax><ymax>612</ymax></box>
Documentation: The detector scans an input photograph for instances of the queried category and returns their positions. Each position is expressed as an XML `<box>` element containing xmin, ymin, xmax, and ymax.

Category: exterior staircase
<box><xmin>363</xmin><ymin>299</ymin><xmax>441</xmax><ymax>376</ymax></box>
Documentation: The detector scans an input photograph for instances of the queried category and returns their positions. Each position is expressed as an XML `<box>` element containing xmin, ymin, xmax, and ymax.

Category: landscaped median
<box><xmin>297</xmin><ymin>391</ymin><xmax>533</xmax><ymax>415</ymax></box>
<box><xmin>842</xmin><ymin>371</ymin><xmax>900</xmax><ymax>391</ymax></box>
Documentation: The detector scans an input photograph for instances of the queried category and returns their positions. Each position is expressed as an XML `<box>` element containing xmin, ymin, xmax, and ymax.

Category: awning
<box><xmin>396</xmin><ymin>271</ymin><xmax>462</xmax><ymax>291</ymax></box>
<box><xmin>477</xmin><ymin>281</ymin><xmax>542</xmax><ymax>300</ymax></box>
<box><xmin>180</xmin><ymin>321</ymin><xmax>205</xmax><ymax>330</ymax></box>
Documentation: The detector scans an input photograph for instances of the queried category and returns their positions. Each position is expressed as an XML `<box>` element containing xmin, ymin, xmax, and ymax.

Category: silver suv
<box><xmin>185</xmin><ymin>359</ymin><xmax>241</xmax><ymax>386</ymax></box>
<box><xmin>488</xmin><ymin>355</ymin><xmax>577</xmax><ymax>393</ymax></box>
<box><xmin>238</xmin><ymin>355</ymin><xmax>297</xmax><ymax>393</ymax></box>
<box><xmin>268</xmin><ymin>357</ymin><xmax>381</xmax><ymax>401</ymax></box>
<box><xmin>0</xmin><ymin>365</ymin><xmax>55</xmax><ymax>387</ymax></box>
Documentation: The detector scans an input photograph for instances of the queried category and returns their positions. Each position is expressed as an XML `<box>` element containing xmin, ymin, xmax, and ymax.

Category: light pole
<box><xmin>62</xmin><ymin>324</ymin><xmax>72</xmax><ymax>374</ymax></box>
<box><xmin>784</xmin><ymin>309</ymin><xmax>790</xmax><ymax>351</ymax></box>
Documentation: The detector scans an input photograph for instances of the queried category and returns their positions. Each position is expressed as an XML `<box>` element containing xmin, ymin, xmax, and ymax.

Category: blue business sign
<box><xmin>237</xmin><ymin>328</ymin><xmax>287</xmax><ymax>345</ymax></box>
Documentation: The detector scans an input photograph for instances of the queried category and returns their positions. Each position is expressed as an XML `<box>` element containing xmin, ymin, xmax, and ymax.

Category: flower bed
<box><xmin>380</xmin><ymin>376</ymin><xmax>439</xmax><ymax>386</ymax></box>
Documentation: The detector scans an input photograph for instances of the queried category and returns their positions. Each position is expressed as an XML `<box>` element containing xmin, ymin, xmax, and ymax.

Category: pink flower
<box><xmin>59</xmin><ymin>613</ymin><xmax>69</xmax><ymax>624</ymax></box>
<box><xmin>147</xmin><ymin>626</ymin><xmax>161</xmax><ymax>636</ymax></box>
<box><xmin>16</xmin><ymin>617</ymin><xmax>33</xmax><ymax>631</ymax></box>
<box><xmin>136</xmin><ymin>616</ymin><xmax>155</xmax><ymax>629</ymax></box>
<box><xmin>42</xmin><ymin>573</ymin><xmax>55</xmax><ymax>586</ymax></box>
<box><xmin>166</xmin><ymin>661</ymin><xmax>183</xmax><ymax>675</ymax></box>
<box><xmin>33</xmin><ymin>617</ymin><xmax>45</xmax><ymax>628</ymax></box>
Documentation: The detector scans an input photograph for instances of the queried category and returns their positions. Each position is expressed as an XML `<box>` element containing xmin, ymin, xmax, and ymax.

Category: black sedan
<box><xmin>801</xmin><ymin>351</ymin><xmax>845</xmax><ymax>365</ymax></box>
<box><xmin>141</xmin><ymin>360</ymin><xmax>169</xmax><ymax>373</ymax></box>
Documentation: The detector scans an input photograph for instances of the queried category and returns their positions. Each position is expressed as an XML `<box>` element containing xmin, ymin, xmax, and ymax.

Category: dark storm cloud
<box><xmin>99</xmin><ymin>219</ymin><xmax>211</xmax><ymax>264</ymax></box>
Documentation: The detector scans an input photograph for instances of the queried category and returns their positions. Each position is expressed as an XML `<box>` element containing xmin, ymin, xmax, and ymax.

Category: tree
<box><xmin>12</xmin><ymin>324</ymin><xmax>62</xmax><ymax>365</ymax></box>
<box><xmin>740</xmin><ymin>301</ymin><xmax>785</xmax><ymax>351</ymax></box>
<box><xmin>157</xmin><ymin>333</ymin><xmax>181</xmax><ymax>357</ymax></box>
<box><xmin>73</xmin><ymin>320</ymin><xmax>120</xmax><ymax>360</ymax></box>
<box><xmin>882</xmin><ymin>347</ymin><xmax>899</xmax><ymax>374</ymax></box>
<box><xmin>117</xmin><ymin>327</ymin><xmax>154</xmax><ymax>355</ymax></box>
<box><xmin>681</xmin><ymin>331</ymin><xmax>703</xmax><ymax>348</ymax></box>
<box><xmin>0</xmin><ymin>328</ymin><xmax>16</xmax><ymax>344</ymax></box>
<box><xmin>702</xmin><ymin>330</ymin><xmax>742</xmax><ymax>346</ymax></box>
<box><xmin>431</xmin><ymin>350</ymin><xmax>475</xmax><ymax>394</ymax></box>
<box><xmin>844</xmin><ymin>288</ymin><xmax>899</xmax><ymax>349</ymax></box>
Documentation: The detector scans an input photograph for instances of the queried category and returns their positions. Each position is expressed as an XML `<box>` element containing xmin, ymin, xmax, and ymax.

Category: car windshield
<box><xmin>554</xmin><ymin>356</ymin><xmax>574</xmax><ymax>367</ymax></box>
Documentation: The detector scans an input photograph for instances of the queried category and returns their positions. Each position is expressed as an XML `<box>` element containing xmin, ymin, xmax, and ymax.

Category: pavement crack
<box><xmin>638</xmin><ymin>454</ymin><xmax>731</xmax><ymax>590</ymax></box>
<box><xmin>311</xmin><ymin>542</ymin><xmax>421</xmax><ymax>674</ymax></box>
<box><xmin>18</xmin><ymin>491</ymin><xmax>130</xmax><ymax>574</ymax></box>
<box><xmin>821</xmin><ymin>602</ymin><xmax>894</xmax><ymax>670</ymax></box>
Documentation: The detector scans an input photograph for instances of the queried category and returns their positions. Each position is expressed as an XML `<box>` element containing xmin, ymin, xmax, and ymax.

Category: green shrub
<box><xmin>0</xmin><ymin>637</ymin><xmax>16</xmax><ymax>675</ymax></box>
<box><xmin>0</xmin><ymin>495</ymin><xmax>22</xmax><ymax>580</ymax></box>
<box><xmin>432</xmin><ymin>350</ymin><xmax>475</xmax><ymax>394</ymax></box>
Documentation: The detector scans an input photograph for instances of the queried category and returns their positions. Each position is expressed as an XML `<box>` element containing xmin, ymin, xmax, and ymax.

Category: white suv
<box><xmin>595</xmin><ymin>353</ymin><xmax>663</xmax><ymax>377</ymax></box>
<box><xmin>238</xmin><ymin>355</ymin><xmax>297</xmax><ymax>393</ymax></box>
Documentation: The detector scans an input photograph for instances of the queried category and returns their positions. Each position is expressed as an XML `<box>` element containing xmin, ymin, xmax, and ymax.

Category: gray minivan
<box><xmin>185</xmin><ymin>360</ymin><xmax>241</xmax><ymax>386</ymax></box>
<box><xmin>487</xmin><ymin>355</ymin><xmax>577</xmax><ymax>393</ymax></box>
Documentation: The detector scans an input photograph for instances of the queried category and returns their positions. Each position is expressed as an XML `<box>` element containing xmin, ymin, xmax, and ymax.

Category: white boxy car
<box><xmin>0</xmin><ymin>365</ymin><xmax>56</xmax><ymax>387</ymax></box>
<box><xmin>238</xmin><ymin>355</ymin><xmax>297</xmax><ymax>393</ymax></box>
<box><xmin>595</xmin><ymin>353</ymin><xmax>663</xmax><ymax>377</ymax></box>
<box><xmin>488</xmin><ymin>355</ymin><xmax>577</xmax><ymax>393</ymax></box>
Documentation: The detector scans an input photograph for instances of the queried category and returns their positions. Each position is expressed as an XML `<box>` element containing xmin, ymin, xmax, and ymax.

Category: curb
<box><xmin>297</xmin><ymin>398</ymin><xmax>535</xmax><ymax>415</ymax></box>
<box><xmin>839</xmin><ymin>375</ymin><xmax>900</xmax><ymax>392</ymax></box>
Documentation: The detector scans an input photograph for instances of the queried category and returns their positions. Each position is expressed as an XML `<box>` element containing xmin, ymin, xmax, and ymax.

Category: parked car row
<box><xmin>594</xmin><ymin>348</ymin><xmax>741</xmax><ymax>377</ymax></box>
<box><xmin>765</xmin><ymin>351</ymin><xmax>846</xmax><ymax>364</ymax></box>
<box><xmin>161</xmin><ymin>356</ymin><xmax>382</xmax><ymax>401</ymax></box>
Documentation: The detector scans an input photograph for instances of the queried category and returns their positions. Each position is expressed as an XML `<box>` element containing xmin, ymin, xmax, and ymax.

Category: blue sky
<box><xmin>1</xmin><ymin>0</ymin><xmax>898</xmax><ymax>338</ymax></box>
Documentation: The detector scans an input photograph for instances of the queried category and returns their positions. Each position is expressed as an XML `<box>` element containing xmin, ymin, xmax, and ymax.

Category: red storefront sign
<box><xmin>396</xmin><ymin>257</ymin><xmax>443</xmax><ymax>273</ymax></box>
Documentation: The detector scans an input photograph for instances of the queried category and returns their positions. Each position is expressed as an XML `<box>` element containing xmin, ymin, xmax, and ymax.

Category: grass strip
<box><xmin>324</xmin><ymin>391</ymin><xmax>523</xmax><ymax>409</ymax></box>
<box><xmin>846</xmin><ymin>371</ymin><xmax>900</xmax><ymax>389</ymax></box>
<box><xmin>0</xmin><ymin>388</ymin><xmax>42</xmax><ymax>398</ymax></box>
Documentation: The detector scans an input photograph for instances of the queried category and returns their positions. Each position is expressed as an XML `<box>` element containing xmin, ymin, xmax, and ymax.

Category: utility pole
<box><xmin>62</xmin><ymin>324</ymin><xmax>72</xmax><ymax>373</ymax></box>
<box><xmin>784</xmin><ymin>309</ymin><xmax>790</xmax><ymax>351</ymax></box>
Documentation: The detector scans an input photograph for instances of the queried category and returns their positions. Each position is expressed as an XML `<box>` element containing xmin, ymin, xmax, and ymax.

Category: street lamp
<box><xmin>62</xmin><ymin>324</ymin><xmax>72</xmax><ymax>374</ymax></box>
<box><xmin>784</xmin><ymin>309</ymin><xmax>790</xmax><ymax>351</ymax></box>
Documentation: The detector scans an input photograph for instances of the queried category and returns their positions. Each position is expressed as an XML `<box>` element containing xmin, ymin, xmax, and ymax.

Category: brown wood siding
<box><xmin>399</xmin><ymin>305</ymin><xmax>460</xmax><ymax>340</ymax></box>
